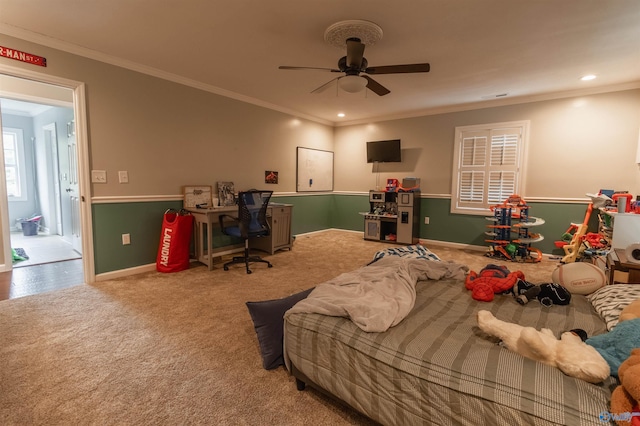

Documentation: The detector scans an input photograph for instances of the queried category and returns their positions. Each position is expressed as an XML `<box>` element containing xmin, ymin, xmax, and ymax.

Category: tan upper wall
<box><xmin>2</xmin><ymin>34</ymin><xmax>639</xmax><ymax>201</ymax></box>
<box><xmin>334</xmin><ymin>89</ymin><xmax>640</xmax><ymax>199</ymax></box>
<box><xmin>0</xmin><ymin>34</ymin><xmax>334</xmax><ymax>197</ymax></box>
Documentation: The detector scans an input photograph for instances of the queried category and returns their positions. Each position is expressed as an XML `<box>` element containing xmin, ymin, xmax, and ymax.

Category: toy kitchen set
<box><xmin>361</xmin><ymin>178</ymin><xmax>420</xmax><ymax>244</ymax></box>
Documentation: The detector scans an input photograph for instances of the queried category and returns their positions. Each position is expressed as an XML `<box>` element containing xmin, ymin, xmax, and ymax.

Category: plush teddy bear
<box><xmin>476</xmin><ymin>310</ymin><xmax>610</xmax><ymax>383</ymax></box>
<box><xmin>620</xmin><ymin>299</ymin><xmax>640</xmax><ymax>323</ymax></box>
<box><xmin>465</xmin><ymin>264</ymin><xmax>525</xmax><ymax>302</ymax></box>
<box><xmin>610</xmin><ymin>348</ymin><xmax>640</xmax><ymax>425</ymax></box>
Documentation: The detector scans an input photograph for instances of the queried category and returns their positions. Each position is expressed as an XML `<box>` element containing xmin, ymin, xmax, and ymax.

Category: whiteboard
<box><xmin>296</xmin><ymin>147</ymin><xmax>333</xmax><ymax>192</ymax></box>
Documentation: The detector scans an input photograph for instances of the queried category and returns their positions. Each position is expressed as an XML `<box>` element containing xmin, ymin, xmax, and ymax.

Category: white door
<box><xmin>62</xmin><ymin>120</ymin><xmax>82</xmax><ymax>253</ymax></box>
<box><xmin>43</xmin><ymin>123</ymin><xmax>63</xmax><ymax>235</ymax></box>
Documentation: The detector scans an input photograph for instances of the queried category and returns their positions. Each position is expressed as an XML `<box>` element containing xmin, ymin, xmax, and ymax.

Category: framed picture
<box><xmin>183</xmin><ymin>185</ymin><xmax>213</xmax><ymax>208</ymax></box>
<box><xmin>217</xmin><ymin>181</ymin><xmax>236</xmax><ymax>206</ymax></box>
<box><xmin>265</xmin><ymin>170</ymin><xmax>278</xmax><ymax>184</ymax></box>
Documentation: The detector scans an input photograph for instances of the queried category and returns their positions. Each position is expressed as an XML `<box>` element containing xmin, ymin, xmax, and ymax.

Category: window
<box><xmin>2</xmin><ymin>128</ymin><xmax>27</xmax><ymax>201</ymax></box>
<box><xmin>451</xmin><ymin>121</ymin><xmax>529</xmax><ymax>214</ymax></box>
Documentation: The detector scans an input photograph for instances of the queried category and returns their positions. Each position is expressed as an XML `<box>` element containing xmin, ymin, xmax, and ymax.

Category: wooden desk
<box><xmin>186</xmin><ymin>206</ymin><xmax>239</xmax><ymax>271</ymax></box>
<box><xmin>186</xmin><ymin>203</ymin><xmax>293</xmax><ymax>271</ymax></box>
<box><xmin>607</xmin><ymin>248</ymin><xmax>640</xmax><ymax>284</ymax></box>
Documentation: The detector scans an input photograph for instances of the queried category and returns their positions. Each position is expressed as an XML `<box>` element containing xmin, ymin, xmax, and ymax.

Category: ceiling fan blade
<box><xmin>311</xmin><ymin>77</ymin><xmax>340</xmax><ymax>94</ymax></box>
<box><xmin>365</xmin><ymin>63</ymin><xmax>431</xmax><ymax>74</ymax></box>
<box><xmin>362</xmin><ymin>75</ymin><xmax>390</xmax><ymax>96</ymax></box>
<box><xmin>279</xmin><ymin>66</ymin><xmax>341</xmax><ymax>73</ymax></box>
<box><xmin>346</xmin><ymin>38</ymin><xmax>365</xmax><ymax>69</ymax></box>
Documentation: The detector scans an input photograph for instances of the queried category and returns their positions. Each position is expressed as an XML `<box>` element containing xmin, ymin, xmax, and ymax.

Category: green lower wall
<box><xmin>92</xmin><ymin>194</ymin><xmax>595</xmax><ymax>274</ymax></box>
<box><xmin>92</xmin><ymin>201</ymin><xmax>183</xmax><ymax>274</ymax></box>
<box><xmin>331</xmin><ymin>194</ymin><xmax>595</xmax><ymax>257</ymax></box>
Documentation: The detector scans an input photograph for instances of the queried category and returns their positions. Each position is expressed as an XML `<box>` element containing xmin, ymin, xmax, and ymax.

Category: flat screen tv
<box><xmin>366</xmin><ymin>139</ymin><xmax>401</xmax><ymax>163</ymax></box>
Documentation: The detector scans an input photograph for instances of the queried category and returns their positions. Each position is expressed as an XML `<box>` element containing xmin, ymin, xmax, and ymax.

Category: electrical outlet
<box><xmin>424</xmin><ymin>217</ymin><xmax>430</xmax><ymax>225</ymax></box>
<box><xmin>118</xmin><ymin>170</ymin><xmax>129</xmax><ymax>183</ymax></box>
<box><xmin>122</xmin><ymin>233</ymin><xmax>131</xmax><ymax>245</ymax></box>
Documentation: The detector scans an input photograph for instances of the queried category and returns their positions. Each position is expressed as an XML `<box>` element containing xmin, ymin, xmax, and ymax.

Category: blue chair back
<box><xmin>238</xmin><ymin>190</ymin><xmax>272</xmax><ymax>238</ymax></box>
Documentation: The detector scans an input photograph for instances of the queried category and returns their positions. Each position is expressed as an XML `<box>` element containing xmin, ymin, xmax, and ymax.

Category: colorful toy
<box><xmin>385</xmin><ymin>178</ymin><xmax>399</xmax><ymax>192</ymax></box>
<box><xmin>583</xmin><ymin>232</ymin><xmax>607</xmax><ymax>249</ymax></box>
<box><xmin>610</xmin><ymin>348</ymin><xmax>640</xmax><ymax>426</ymax></box>
<box><xmin>465</xmin><ymin>264</ymin><xmax>525</xmax><ymax>302</ymax></box>
<box><xmin>551</xmin><ymin>262</ymin><xmax>606</xmax><ymax>295</ymax></box>
<box><xmin>612</xmin><ymin>192</ymin><xmax>633</xmax><ymax>213</ymax></box>
<box><xmin>557</xmin><ymin>192</ymin><xmax>611</xmax><ymax>263</ymax></box>
<box><xmin>484</xmin><ymin>195</ymin><xmax>544</xmax><ymax>263</ymax></box>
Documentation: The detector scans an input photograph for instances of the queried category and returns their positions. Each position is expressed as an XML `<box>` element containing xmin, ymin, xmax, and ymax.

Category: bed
<box><xmin>283</xmin><ymin>251</ymin><xmax>619</xmax><ymax>425</ymax></box>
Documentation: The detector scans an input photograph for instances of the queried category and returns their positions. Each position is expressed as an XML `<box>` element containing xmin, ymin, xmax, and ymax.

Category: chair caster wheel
<box><xmin>268</xmin><ymin>264</ymin><xmax>273</xmax><ymax>268</ymax></box>
<box><xmin>223</xmin><ymin>266</ymin><xmax>229</xmax><ymax>271</ymax></box>
<box><xmin>247</xmin><ymin>270</ymin><xmax>252</xmax><ymax>274</ymax></box>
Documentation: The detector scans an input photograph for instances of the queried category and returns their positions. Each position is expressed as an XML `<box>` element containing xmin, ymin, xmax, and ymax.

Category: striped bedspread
<box><xmin>284</xmin><ymin>277</ymin><xmax>617</xmax><ymax>425</ymax></box>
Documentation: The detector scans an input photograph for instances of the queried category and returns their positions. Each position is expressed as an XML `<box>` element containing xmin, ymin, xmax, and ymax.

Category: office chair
<box><xmin>219</xmin><ymin>190</ymin><xmax>273</xmax><ymax>274</ymax></box>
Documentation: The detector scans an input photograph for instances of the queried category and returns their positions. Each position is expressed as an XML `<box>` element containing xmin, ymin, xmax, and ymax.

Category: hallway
<box><xmin>0</xmin><ymin>232</ymin><xmax>84</xmax><ymax>300</ymax></box>
<box><xmin>10</xmin><ymin>231</ymin><xmax>80</xmax><ymax>267</ymax></box>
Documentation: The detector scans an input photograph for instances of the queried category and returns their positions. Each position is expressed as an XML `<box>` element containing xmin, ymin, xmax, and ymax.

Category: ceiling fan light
<box><xmin>339</xmin><ymin>75</ymin><xmax>368</xmax><ymax>93</ymax></box>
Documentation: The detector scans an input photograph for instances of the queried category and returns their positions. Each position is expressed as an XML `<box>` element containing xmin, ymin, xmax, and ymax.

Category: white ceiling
<box><xmin>0</xmin><ymin>98</ymin><xmax>52</xmax><ymax>116</ymax></box>
<box><xmin>1</xmin><ymin>0</ymin><xmax>639</xmax><ymax>125</ymax></box>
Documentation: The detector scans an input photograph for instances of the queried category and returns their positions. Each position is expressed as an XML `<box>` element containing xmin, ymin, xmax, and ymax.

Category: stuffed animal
<box><xmin>465</xmin><ymin>264</ymin><xmax>525</xmax><ymax>302</ymax></box>
<box><xmin>620</xmin><ymin>299</ymin><xmax>640</xmax><ymax>322</ymax></box>
<box><xmin>610</xmin><ymin>348</ymin><xmax>640</xmax><ymax>426</ymax></box>
<box><xmin>514</xmin><ymin>283</ymin><xmax>572</xmax><ymax>307</ymax></box>
<box><xmin>585</xmin><ymin>318</ymin><xmax>640</xmax><ymax>377</ymax></box>
<box><xmin>476</xmin><ymin>310</ymin><xmax>610</xmax><ymax>383</ymax></box>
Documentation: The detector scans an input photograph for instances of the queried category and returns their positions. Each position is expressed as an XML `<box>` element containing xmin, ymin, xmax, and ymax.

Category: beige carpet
<box><xmin>0</xmin><ymin>230</ymin><xmax>559</xmax><ymax>425</ymax></box>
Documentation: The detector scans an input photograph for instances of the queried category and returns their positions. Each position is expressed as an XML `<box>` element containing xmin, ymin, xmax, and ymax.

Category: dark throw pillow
<box><xmin>246</xmin><ymin>287</ymin><xmax>314</xmax><ymax>370</ymax></box>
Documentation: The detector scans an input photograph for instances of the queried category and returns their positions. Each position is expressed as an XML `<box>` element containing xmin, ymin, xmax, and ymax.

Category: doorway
<box><xmin>0</xmin><ymin>66</ymin><xmax>94</xmax><ymax>294</ymax></box>
<box><xmin>1</xmin><ymin>99</ymin><xmax>80</xmax><ymax>266</ymax></box>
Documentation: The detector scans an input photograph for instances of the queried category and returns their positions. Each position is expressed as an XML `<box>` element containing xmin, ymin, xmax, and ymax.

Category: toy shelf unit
<box><xmin>485</xmin><ymin>195</ymin><xmax>544</xmax><ymax>263</ymax></box>
<box><xmin>362</xmin><ymin>190</ymin><xmax>420</xmax><ymax>244</ymax></box>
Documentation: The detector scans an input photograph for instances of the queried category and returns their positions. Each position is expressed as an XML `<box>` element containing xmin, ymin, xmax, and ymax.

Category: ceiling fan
<box><xmin>279</xmin><ymin>37</ymin><xmax>430</xmax><ymax>96</ymax></box>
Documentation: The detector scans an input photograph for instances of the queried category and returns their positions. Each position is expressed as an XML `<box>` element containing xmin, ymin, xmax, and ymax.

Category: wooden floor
<box><xmin>0</xmin><ymin>259</ymin><xmax>84</xmax><ymax>301</ymax></box>
<box><xmin>0</xmin><ymin>232</ymin><xmax>85</xmax><ymax>301</ymax></box>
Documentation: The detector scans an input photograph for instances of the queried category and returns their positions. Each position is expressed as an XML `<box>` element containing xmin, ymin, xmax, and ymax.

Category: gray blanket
<box><xmin>285</xmin><ymin>256</ymin><xmax>468</xmax><ymax>332</ymax></box>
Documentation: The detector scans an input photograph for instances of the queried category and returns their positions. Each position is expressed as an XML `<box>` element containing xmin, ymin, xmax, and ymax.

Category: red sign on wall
<box><xmin>0</xmin><ymin>46</ymin><xmax>47</xmax><ymax>67</ymax></box>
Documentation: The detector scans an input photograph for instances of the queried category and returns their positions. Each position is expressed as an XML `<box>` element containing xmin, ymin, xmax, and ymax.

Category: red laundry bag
<box><xmin>156</xmin><ymin>209</ymin><xmax>193</xmax><ymax>273</ymax></box>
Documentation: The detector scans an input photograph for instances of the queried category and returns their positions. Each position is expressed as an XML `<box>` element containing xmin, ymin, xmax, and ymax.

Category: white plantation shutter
<box><xmin>459</xmin><ymin>135</ymin><xmax>487</xmax><ymax>203</ymax></box>
<box><xmin>451</xmin><ymin>122</ymin><xmax>528</xmax><ymax>214</ymax></box>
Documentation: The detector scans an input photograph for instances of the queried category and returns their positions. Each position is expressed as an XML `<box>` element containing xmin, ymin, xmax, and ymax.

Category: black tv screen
<box><xmin>366</xmin><ymin>139</ymin><xmax>401</xmax><ymax>163</ymax></box>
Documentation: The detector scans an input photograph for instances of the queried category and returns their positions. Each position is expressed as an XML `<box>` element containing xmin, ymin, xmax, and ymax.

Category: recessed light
<box><xmin>337</xmin><ymin>113</ymin><xmax>345</xmax><ymax>117</ymax></box>
<box><xmin>581</xmin><ymin>75</ymin><xmax>596</xmax><ymax>81</ymax></box>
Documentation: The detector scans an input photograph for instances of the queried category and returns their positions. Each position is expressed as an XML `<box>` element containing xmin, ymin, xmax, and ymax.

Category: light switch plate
<box><xmin>91</xmin><ymin>170</ymin><xmax>107</xmax><ymax>183</ymax></box>
<box><xmin>118</xmin><ymin>170</ymin><xmax>129</xmax><ymax>183</ymax></box>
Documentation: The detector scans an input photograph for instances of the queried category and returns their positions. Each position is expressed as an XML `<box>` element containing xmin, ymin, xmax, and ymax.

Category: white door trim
<box><xmin>0</xmin><ymin>62</ymin><xmax>95</xmax><ymax>283</ymax></box>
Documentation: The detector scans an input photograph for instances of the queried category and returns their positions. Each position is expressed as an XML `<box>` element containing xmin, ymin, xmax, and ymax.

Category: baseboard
<box><xmin>94</xmin><ymin>250</ymin><xmax>249</xmax><ymax>281</ymax></box>
<box><xmin>294</xmin><ymin>228</ymin><xmax>362</xmax><ymax>238</ymax></box>
<box><xmin>95</xmin><ymin>263</ymin><xmax>157</xmax><ymax>281</ymax></box>
<box><xmin>419</xmin><ymin>238</ymin><xmax>487</xmax><ymax>252</ymax></box>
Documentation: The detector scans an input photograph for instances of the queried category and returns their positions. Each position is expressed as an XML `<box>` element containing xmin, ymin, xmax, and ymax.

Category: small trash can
<box><xmin>21</xmin><ymin>221</ymin><xmax>38</xmax><ymax>236</ymax></box>
<box><xmin>20</xmin><ymin>216</ymin><xmax>41</xmax><ymax>236</ymax></box>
